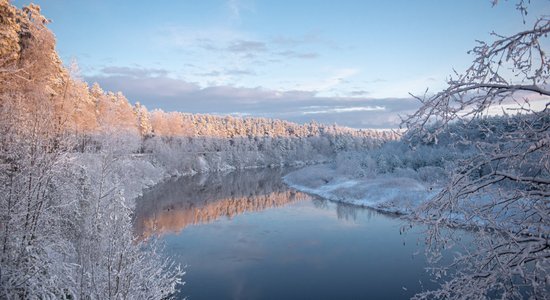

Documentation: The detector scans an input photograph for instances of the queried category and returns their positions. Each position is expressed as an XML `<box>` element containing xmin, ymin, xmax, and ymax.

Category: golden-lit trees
<box><xmin>149</xmin><ymin>108</ymin><xmax>171</xmax><ymax>136</ymax></box>
<box><xmin>63</xmin><ymin>64</ymin><xmax>99</xmax><ymax>133</ymax></box>
<box><xmin>0</xmin><ymin>2</ymin><xmax>182</xmax><ymax>298</ymax></box>
<box><xmin>134</xmin><ymin>102</ymin><xmax>153</xmax><ymax>137</ymax></box>
<box><xmin>94</xmin><ymin>91</ymin><xmax>139</xmax><ymax>136</ymax></box>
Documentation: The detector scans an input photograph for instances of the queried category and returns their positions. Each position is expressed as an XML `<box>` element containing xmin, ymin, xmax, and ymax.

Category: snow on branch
<box><xmin>404</xmin><ymin>3</ymin><xmax>550</xmax><ymax>299</ymax></box>
<box><xmin>404</xmin><ymin>16</ymin><xmax>550</xmax><ymax>141</ymax></box>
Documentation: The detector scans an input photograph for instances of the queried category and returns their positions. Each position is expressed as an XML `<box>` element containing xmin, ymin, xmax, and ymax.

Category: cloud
<box><xmin>85</xmin><ymin>66</ymin><xmax>419</xmax><ymax>128</ymax></box>
<box><xmin>196</xmin><ymin>38</ymin><xmax>221</xmax><ymax>51</ymax></box>
<box><xmin>294</xmin><ymin>68</ymin><xmax>360</xmax><ymax>92</ymax></box>
<box><xmin>277</xmin><ymin>50</ymin><xmax>319</xmax><ymax>59</ymax></box>
<box><xmin>272</xmin><ymin>35</ymin><xmax>319</xmax><ymax>46</ymax></box>
<box><xmin>225</xmin><ymin>69</ymin><xmax>256</xmax><ymax>76</ymax></box>
<box><xmin>227</xmin><ymin>0</ymin><xmax>255</xmax><ymax>21</ymax></box>
<box><xmin>154</xmin><ymin>26</ymin><xmax>247</xmax><ymax>50</ymax></box>
<box><xmin>302</xmin><ymin>106</ymin><xmax>385</xmax><ymax>115</ymax></box>
<box><xmin>150</xmin><ymin>26</ymin><xmax>341</xmax><ymax>85</ymax></box>
<box><xmin>479</xmin><ymin>92</ymin><xmax>550</xmax><ymax>116</ymax></box>
<box><xmin>153</xmin><ymin>26</ymin><xmax>329</xmax><ymax>62</ymax></box>
<box><xmin>227</xmin><ymin>40</ymin><xmax>267</xmax><ymax>53</ymax></box>
<box><xmin>195</xmin><ymin>70</ymin><xmax>222</xmax><ymax>77</ymax></box>
<box><xmin>367</xmin><ymin>75</ymin><xmax>445</xmax><ymax>98</ymax></box>
<box><xmin>194</xmin><ymin>68</ymin><xmax>256</xmax><ymax>78</ymax></box>
<box><xmin>350</xmin><ymin>90</ymin><xmax>370</xmax><ymax>96</ymax></box>
<box><xmin>364</xmin><ymin>78</ymin><xmax>387</xmax><ymax>83</ymax></box>
<box><xmin>270</xmin><ymin>32</ymin><xmax>335</xmax><ymax>48</ymax></box>
<box><xmin>101</xmin><ymin>66</ymin><xmax>168</xmax><ymax>78</ymax></box>
<box><xmin>227</xmin><ymin>0</ymin><xmax>242</xmax><ymax>19</ymax></box>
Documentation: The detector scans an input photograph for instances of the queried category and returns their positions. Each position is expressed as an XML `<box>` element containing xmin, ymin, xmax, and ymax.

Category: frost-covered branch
<box><xmin>404</xmin><ymin>16</ymin><xmax>550</xmax><ymax>140</ymax></box>
<box><xmin>403</xmin><ymin>2</ymin><xmax>550</xmax><ymax>299</ymax></box>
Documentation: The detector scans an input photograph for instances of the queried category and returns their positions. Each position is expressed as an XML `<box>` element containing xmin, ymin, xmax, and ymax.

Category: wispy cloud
<box><xmin>277</xmin><ymin>50</ymin><xmax>319</xmax><ymax>59</ymax></box>
<box><xmin>149</xmin><ymin>24</ymin><xmax>343</xmax><ymax>90</ymax></box>
<box><xmin>227</xmin><ymin>0</ymin><xmax>255</xmax><ymax>21</ymax></box>
<box><xmin>483</xmin><ymin>93</ymin><xmax>550</xmax><ymax>116</ymax></box>
<box><xmin>101</xmin><ymin>66</ymin><xmax>168</xmax><ymax>78</ymax></box>
<box><xmin>227</xmin><ymin>40</ymin><xmax>267</xmax><ymax>53</ymax></box>
<box><xmin>195</xmin><ymin>70</ymin><xmax>222</xmax><ymax>77</ymax></box>
<box><xmin>225</xmin><ymin>69</ymin><xmax>256</xmax><ymax>76</ymax></box>
<box><xmin>154</xmin><ymin>26</ymin><xmax>247</xmax><ymax>49</ymax></box>
<box><xmin>270</xmin><ymin>32</ymin><xmax>336</xmax><ymax>48</ymax></box>
<box><xmin>302</xmin><ymin>105</ymin><xmax>386</xmax><ymax>115</ymax></box>
<box><xmin>227</xmin><ymin>0</ymin><xmax>242</xmax><ymax>19</ymax></box>
<box><xmin>194</xmin><ymin>69</ymin><xmax>256</xmax><ymax>77</ymax></box>
<box><xmin>350</xmin><ymin>90</ymin><xmax>370</xmax><ymax>96</ymax></box>
<box><xmin>367</xmin><ymin>75</ymin><xmax>444</xmax><ymax>98</ymax></box>
<box><xmin>294</xmin><ymin>68</ymin><xmax>360</xmax><ymax>92</ymax></box>
<box><xmin>364</xmin><ymin>78</ymin><xmax>387</xmax><ymax>83</ymax></box>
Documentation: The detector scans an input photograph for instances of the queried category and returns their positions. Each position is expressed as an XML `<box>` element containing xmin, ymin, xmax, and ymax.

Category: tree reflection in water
<box><xmin>312</xmin><ymin>198</ymin><xmax>379</xmax><ymax>222</ymax></box>
<box><xmin>134</xmin><ymin>168</ymin><xmax>312</xmax><ymax>239</ymax></box>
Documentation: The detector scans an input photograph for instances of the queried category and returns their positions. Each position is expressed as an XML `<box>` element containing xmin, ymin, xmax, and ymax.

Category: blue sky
<box><xmin>13</xmin><ymin>0</ymin><xmax>550</xmax><ymax>128</ymax></box>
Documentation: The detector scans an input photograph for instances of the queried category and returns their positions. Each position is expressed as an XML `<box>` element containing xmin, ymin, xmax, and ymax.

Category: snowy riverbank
<box><xmin>284</xmin><ymin>164</ymin><xmax>545</xmax><ymax>235</ymax></box>
<box><xmin>283</xmin><ymin>164</ymin><xmax>440</xmax><ymax>215</ymax></box>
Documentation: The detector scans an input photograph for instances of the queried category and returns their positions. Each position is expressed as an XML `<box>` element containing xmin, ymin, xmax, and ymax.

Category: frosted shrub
<box><xmin>359</xmin><ymin>155</ymin><xmax>377</xmax><ymax>178</ymax></box>
<box><xmin>393</xmin><ymin>167</ymin><xmax>419</xmax><ymax>180</ymax></box>
<box><xmin>416</xmin><ymin>166</ymin><xmax>447</xmax><ymax>184</ymax></box>
<box><xmin>335</xmin><ymin>152</ymin><xmax>366</xmax><ymax>177</ymax></box>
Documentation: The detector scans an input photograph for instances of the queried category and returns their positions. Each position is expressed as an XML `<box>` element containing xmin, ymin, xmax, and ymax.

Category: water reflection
<box><xmin>312</xmin><ymin>198</ymin><xmax>381</xmax><ymax>223</ymax></box>
<box><xmin>134</xmin><ymin>168</ymin><xmax>312</xmax><ymax>239</ymax></box>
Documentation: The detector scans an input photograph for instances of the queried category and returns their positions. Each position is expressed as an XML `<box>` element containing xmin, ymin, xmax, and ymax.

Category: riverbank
<box><xmin>282</xmin><ymin>164</ymin><xmax>439</xmax><ymax>215</ymax></box>
<box><xmin>283</xmin><ymin>164</ymin><xmax>544</xmax><ymax>235</ymax></box>
<box><xmin>82</xmin><ymin>152</ymin><xmax>330</xmax><ymax>204</ymax></box>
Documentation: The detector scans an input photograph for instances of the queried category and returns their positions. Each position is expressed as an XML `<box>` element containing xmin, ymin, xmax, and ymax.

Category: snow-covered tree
<box><xmin>403</xmin><ymin>1</ymin><xmax>549</xmax><ymax>298</ymax></box>
<box><xmin>0</xmin><ymin>2</ymin><xmax>183</xmax><ymax>298</ymax></box>
<box><xmin>134</xmin><ymin>102</ymin><xmax>153</xmax><ymax>137</ymax></box>
<box><xmin>71</xmin><ymin>137</ymin><xmax>182</xmax><ymax>299</ymax></box>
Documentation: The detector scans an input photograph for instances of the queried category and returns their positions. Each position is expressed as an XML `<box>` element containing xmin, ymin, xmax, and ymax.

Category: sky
<box><xmin>13</xmin><ymin>0</ymin><xmax>550</xmax><ymax>128</ymax></box>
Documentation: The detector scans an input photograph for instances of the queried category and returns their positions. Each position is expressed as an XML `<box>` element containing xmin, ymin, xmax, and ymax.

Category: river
<box><xmin>134</xmin><ymin>168</ymin><xmax>450</xmax><ymax>299</ymax></box>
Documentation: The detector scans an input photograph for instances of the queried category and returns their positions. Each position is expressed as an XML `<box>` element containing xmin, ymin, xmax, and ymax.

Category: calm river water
<box><xmin>134</xmin><ymin>168</ymin><xmax>448</xmax><ymax>299</ymax></box>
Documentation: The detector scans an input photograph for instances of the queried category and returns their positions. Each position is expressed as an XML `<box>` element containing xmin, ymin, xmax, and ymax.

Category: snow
<box><xmin>284</xmin><ymin>164</ymin><xmax>549</xmax><ymax>236</ymax></box>
<box><xmin>283</xmin><ymin>164</ymin><xmax>440</xmax><ymax>215</ymax></box>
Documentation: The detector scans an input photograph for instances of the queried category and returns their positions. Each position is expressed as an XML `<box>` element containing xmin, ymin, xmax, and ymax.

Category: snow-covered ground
<box><xmin>284</xmin><ymin>164</ymin><xmax>546</xmax><ymax>235</ymax></box>
<box><xmin>283</xmin><ymin>164</ymin><xmax>440</xmax><ymax>215</ymax></box>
